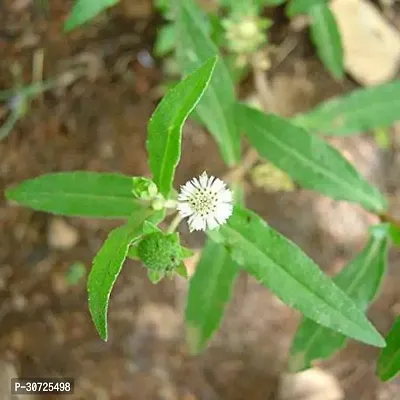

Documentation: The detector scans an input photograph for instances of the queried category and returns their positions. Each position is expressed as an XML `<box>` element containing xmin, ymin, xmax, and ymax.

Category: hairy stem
<box><xmin>378</xmin><ymin>211</ymin><xmax>400</xmax><ymax>229</ymax></box>
<box><xmin>224</xmin><ymin>53</ymin><xmax>276</xmax><ymax>183</ymax></box>
<box><xmin>167</xmin><ymin>213</ymin><xmax>183</xmax><ymax>233</ymax></box>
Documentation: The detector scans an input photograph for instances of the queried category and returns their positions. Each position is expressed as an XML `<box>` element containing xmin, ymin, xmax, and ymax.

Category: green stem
<box><xmin>167</xmin><ymin>213</ymin><xmax>182</xmax><ymax>233</ymax></box>
<box><xmin>378</xmin><ymin>212</ymin><xmax>400</xmax><ymax>230</ymax></box>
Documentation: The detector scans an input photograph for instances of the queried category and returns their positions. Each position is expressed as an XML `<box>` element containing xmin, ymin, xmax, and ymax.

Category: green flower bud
<box><xmin>132</xmin><ymin>177</ymin><xmax>158</xmax><ymax>200</ymax></box>
<box><xmin>223</xmin><ymin>15</ymin><xmax>271</xmax><ymax>55</ymax></box>
<box><xmin>137</xmin><ymin>232</ymin><xmax>182</xmax><ymax>274</ymax></box>
<box><xmin>151</xmin><ymin>198</ymin><xmax>165</xmax><ymax>210</ymax></box>
<box><xmin>148</xmin><ymin>182</ymin><xmax>158</xmax><ymax>197</ymax></box>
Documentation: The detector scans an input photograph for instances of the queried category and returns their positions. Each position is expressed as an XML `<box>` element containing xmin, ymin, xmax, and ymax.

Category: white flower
<box><xmin>177</xmin><ymin>172</ymin><xmax>233</xmax><ymax>232</ymax></box>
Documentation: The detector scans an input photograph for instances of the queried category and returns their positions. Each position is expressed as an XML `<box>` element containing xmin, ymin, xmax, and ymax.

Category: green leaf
<box><xmin>257</xmin><ymin>0</ymin><xmax>286</xmax><ymax>7</ymax></box>
<box><xmin>148</xmin><ymin>269</ymin><xmax>164</xmax><ymax>284</ymax></box>
<box><xmin>142</xmin><ymin>220</ymin><xmax>162</xmax><ymax>234</ymax></box>
<box><xmin>235</xmin><ymin>104</ymin><xmax>387</xmax><ymax>212</ymax></box>
<box><xmin>377</xmin><ymin>316</ymin><xmax>400</xmax><ymax>381</ymax></box>
<box><xmin>0</xmin><ymin>106</ymin><xmax>21</xmax><ymax>141</ymax></box>
<box><xmin>176</xmin><ymin>0</ymin><xmax>241</xmax><ymax>166</ymax></box>
<box><xmin>286</xmin><ymin>0</ymin><xmax>325</xmax><ymax>16</ymax></box>
<box><xmin>231</xmin><ymin>181</ymin><xmax>246</xmax><ymax>205</ymax></box>
<box><xmin>6</xmin><ymin>172</ymin><xmax>148</xmax><ymax>218</ymax></box>
<box><xmin>147</xmin><ymin>56</ymin><xmax>217</xmax><ymax>197</ymax></box>
<box><xmin>181</xmin><ymin>246</ymin><xmax>194</xmax><ymax>258</ymax></box>
<box><xmin>131</xmin><ymin>177</ymin><xmax>158</xmax><ymax>200</ymax></box>
<box><xmin>88</xmin><ymin>212</ymin><xmax>153</xmax><ymax>340</ymax></box>
<box><xmin>127</xmin><ymin>246</ymin><xmax>139</xmax><ymax>260</ymax></box>
<box><xmin>186</xmin><ymin>239</ymin><xmax>239</xmax><ymax>354</ymax></box>
<box><xmin>224</xmin><ymin>54</ymin><xmax>248</xmax><ymax>84</ymax></box>
<box><xmin>374</xmin><ymin>127</ymin><xmax>391</xmax><ymax>150</ymax></box>
<box><xmin>154</xmin><ymin>0</ymin><xmax>172</xmax><ymax>17</ymax></box>
<box><xmin>154</xmin><ymin>24</ymin><xmax>176</xmax><ymax>57</ymax></box>
<box><xmin>208</xmin><ymin>206</ymin><xmax>386</xmax><ymax>348</ymax></box>
<box><xmin>64</xmin><ymin>0</ymin><xmax>118</xmax><ymax>31</ymax></box>
<box><xmin>176</xmin><ymin>261</ymin><xmax>189</xmax><ymax>279</ymax></box>
<box><xmin>293</xmin><ymin>80</ymin><xmax>400</xmax><ymax>135</ymax></box>
<box><xmin>66</xmin><ymin>261</ymin><xmax>86</xmax><ymax>286</ymax></box>
<box><xmin>308</xmin><ymin>3</ymin><xmax>344</xmax><ymax>80</ymax></box>
<box><xmin>221</xmin><ymin>0</ymin><xmax>285</xmax><ymax>14</ymax></box>
<box><xmin>389</xmin><ymin>224</ymin><xmax>400</xmax><ymax>247</ymax></box>
<box><xmin>290</xmin><ymin>224</ymin><xmax>389</xmax><ymax>371</ymax></box>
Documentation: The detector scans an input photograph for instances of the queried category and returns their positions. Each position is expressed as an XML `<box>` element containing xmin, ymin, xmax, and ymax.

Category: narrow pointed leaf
<box><xmin>389</xmin><ymin>224</ymin><xmax>400</xmax><ymax>247</ymax></box>
<box><xmin>293</xmin><ymin>80</ymin><xmax>400</xmax><ymax>135</ymax></box>
<box><xmin>148</xmin><ymin>270</ymin><xmax>164</xmax><ymax>284</ymax></box>
<box><xmin>235</xmin><ymin>104</ymin><xmax>387</xmax><ymax>212</ymax></box>
<box><xmin>127</xmin><ymin>246</ymin><xmax>139</xmax><ymax>260</ymax></box>
<box><xmin>308</xmin><ymin>3</ymin><xmax>344</xmax><ymax>79</ymax></box>
<box><xmin>259</xmin><ymin>0</ymin><xmax>286</xmax><ymax>6</ymax></box>
<box><xmin>286</xmin><ymin>0</ymin><xmax>326</xmax><ymax>17</ymax></box>
<box><xmin>176</xmin><ymin>0</ymin><xmax>241</xmax><ymax>166</ymax></box>
<box><xmin>65</xmin><ymin>0</ymin><xmax>118</xmax><ymax>32</ymax></box>
<box><xmin>290</xmin><ymin>224</ymin><xmax>389</xmax><ymax>371</ymax></box>
<box><xmin>186</xmin><ymin>239</ymin><xmax>239</xmax><ymax>354</ymax></box>
<box><xmin>154</xmin><ymin>23</ymin><xmax>176</xmax><ymax>57</ymax></box>
<box><xmin>176</xmin><ymin>262</ymin><xmax>189</xmax><ymax>279</ymax></box>
<box><xmin>147</xmin><ymin>56</ymin><xmax>217</xmax><ymax>196</ymax></box>
<box><xmin>0</xmin><ymin>107</ymin><xmax>21</xmax><ymax>140</ymax></box>
<box><xmin>378</xmin><ymin>316</ymin><xmax>400</xmax><ymax>381</ymax></box>
<box><xmin>209</xmin><ymin>206</ymin><xmax>386</xmax><ymax>347</ymax></box>
<box><xmin>6</xmin><ymin>172</ymin><xmax>149</xmax><ymax>218</ymax></box>
<box><xmin>88</xmin><ymin>211</ymin><xmax>156</xmax><ymax>340</ymax></box>
<box><xmin>181</xmin><ymin>246</ymin><xmax>194</xmax><ymax>259</ymax></box>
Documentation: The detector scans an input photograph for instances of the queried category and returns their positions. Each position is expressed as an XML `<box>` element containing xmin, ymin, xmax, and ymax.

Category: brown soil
<box><xmin>1</xmin><ymin>1</ymin><xmax>400</xmax><ymax>399</ymax></box>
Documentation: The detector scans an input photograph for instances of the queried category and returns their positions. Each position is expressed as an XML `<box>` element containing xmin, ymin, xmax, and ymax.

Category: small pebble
<box><xmin>47</xmin><ymin>219</ymin><xmax>79</xmax><ymax>250</ymax></box>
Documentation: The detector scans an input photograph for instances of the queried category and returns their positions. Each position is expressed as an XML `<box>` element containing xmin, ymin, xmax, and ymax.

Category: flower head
<box><xmin>177</xmin><ymin>172</ymin><xmax>233</xmax><ymax>232</ymax></box>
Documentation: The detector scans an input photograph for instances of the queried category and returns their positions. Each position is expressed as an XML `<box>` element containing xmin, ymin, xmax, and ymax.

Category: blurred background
<box><xmin>1</xmin><ymin>0</ymin><xmax>400</xmax><ymax>399</ymax></box>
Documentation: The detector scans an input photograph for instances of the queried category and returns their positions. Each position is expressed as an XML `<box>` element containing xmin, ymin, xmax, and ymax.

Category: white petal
<box><xmin>177</xmin><ymin>202</ymin><xmax>193</xmax><ymax>217</ymax></box>
<box><xmin>178</xmin><ymin>192</ymin><xmax>189</xmax><ymax>201</ymax></box>
<box><xmin>214</xmin><ymin>204</ymin><xmax>232</xmax><ymax>223</ymax></box>
<box><xmin>207</xmin><ymin>175</ymin><xmax>216</xmax><ymax>188</ymax></box>
<box><xmin>206</xmin><ymin>214</ymin><xmax>219</xmax><ymax>230</ymax></box>
<box><xmin>181</xmin><ymin>181</ymin><xmax>196</xmax><ymax>193</ymax></box>
<box><xmin>189</xmin><ymin>214</ymin><xmax>206</xmax><ymax>231</ymax></box>
<box><xmin>199</xmin><ymin>172</ymin><xmax>209</xmax><ymax>187</ymax></box>
<box><xmin>218</xmin><ymin>188</ymin><xmax>233</xmax><ymax>203</ymax></box>
<box><xmin>210</xmin><ymin>177</ymin><xmax>225</xmax><ymax>192</ymax></box>
<box><xmin>191</xmin><ymin>177</ymin><xmax>201</xmax><ymax>189</ymax></box>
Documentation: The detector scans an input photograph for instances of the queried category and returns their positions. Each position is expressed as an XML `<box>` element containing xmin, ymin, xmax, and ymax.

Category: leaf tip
<box><xmin>185</xmin><ymin>323</ymin><xmax>204</xmax><ymax>355</ymax></box>
<box><xmin>63</xmin><ymin>18</ymin><xmax>76</xmax><ymax>33</ymax></box>
<box><xmin>5</xmin><ymin>186</ymin><xmax>16</xmax><ymax>200</ymax></box>
<box><xmin>90</xmin><ymin>309</ymin><xmax>108</xmax><ymax>342</ymax></box>
<box><xmin>287</xmin><ymin>351</ymin><xmax>311</xmax><ymax>373</ymax></box>
<box><xmin>202</xmin><ymin>55</ymin><xmax>218</xmax><ymax>77</ymax></box>
<box><xmin>365</xmin><ymin>328</ymin><xmax>386</xmax><ymax>348</ymax></box>
<box><xmin>5</xmin><ymin>184</ymin><xmax>22</xmax><ymax>204</ymax></box>
<box><xmin>376</xmin><ymin>360</ymin><xmax>395</xmax><ymax>382</ymax></box>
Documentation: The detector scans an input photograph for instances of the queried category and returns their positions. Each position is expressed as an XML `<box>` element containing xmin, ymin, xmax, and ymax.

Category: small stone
<box><xmin>12</xmin><ymin>293</ymin><xmax>27</xmax><ymax>311</ymax></box>
<box><xmin>331</xmin><ymin>0</ymin><xmax>400</xmax><ymax>86</ymax></box>
<box><xmin>10</xmin><ymin>329</ymin><xmax>25</xmax><ymax>351</ymax></box>
<box><xmin>279</xmin><ymin>368</ymin><xmax>344</xmax><ymax>400</ymax></box>
<box><xmin>47</xmin><ymin>219</ymin><xmax>79</xmax><ymax>250</ymax></box>
<box><xmin>52</xmin><ymin>272</ymin><xmax>68</xmax><ymax>295</ymax></box>
<box><xmin>0</xmin><ymin>360</ymin><xmax>19</xmax><ymax>400</ymax></box>
<box><xmin>120</xmin><ymin>0</ymin><xmax>152</xmax><ymax>18</ymax></box>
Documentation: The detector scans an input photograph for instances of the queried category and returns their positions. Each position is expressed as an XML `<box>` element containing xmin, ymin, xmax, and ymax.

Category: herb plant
<box><xmin>5</xmin><ymin>0</ymin><xmax>400</xmax><ymax>383</ymax></box>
